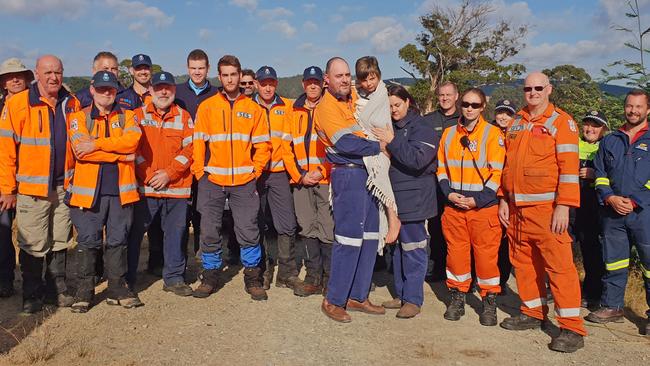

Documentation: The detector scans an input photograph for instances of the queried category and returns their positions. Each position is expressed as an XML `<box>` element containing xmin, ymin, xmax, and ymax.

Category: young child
<box><xmin>354</xmin><ymin>56</ymin><xmax>400</xmax><ymax>247</ymax></box>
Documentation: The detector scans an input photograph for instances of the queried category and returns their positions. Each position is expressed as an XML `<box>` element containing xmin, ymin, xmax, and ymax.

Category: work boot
<box><xmin>443</xmin><ymin>288</ymin><xmax>466</xmax><ymax>321</ymax></box>
<box><xmin>71</xmin><ymin>247</ymin><xmax>98</xmax><ymax>314</ymax></box>
<box><xmin>346</xmin><ymin>298</ymin><xmax>385</xmax><ymax>315</ymax></box>
<box><xmin>262</xmin><ymin>265</ymin><xmax>274</xmax><ymax>290</ymax></box>
<box><xmin>44</xmin><ymin>250</ymin><xmax>74</xmax><ymax>307</ymax></box>
<box><xmin>276</xmin><ymin>234</ymin><xmax>299</xmax><ymax>285</ymax></box>
<box><xmin>293</xmin><ymin>276</ymin><xmax>323</xmax><ymax>297</ymax></box>
<box><xmin>192</xmin><ymin>269</ymin><xmax>220</xmax><ymax>298</ymax></box>
<box><xmin>163</xmin><ymin>282</ymin><xmax>193</xmax><ymax>297</ymax></box>
<box><xmin>243</xmin><ymin>267</ymin><xmax>268</xmax><ymax>301</ymax></box>
<box><xmin>276</xmin><ymin>275</ymin><xmax>303</xmax><ymax>289</ymax></box>
<box><xmin>321</xmin><ymin>298</ymin><xmax>351</xmax><ymax>323</ymax></box>
<box><xmin>500</xmin><ymin>314</ymin><xmax>543</xmax><ymax>330</ymax></box>
<box><xmin>0</xmin><ymin>280</ymin><xmax>15</xmax><ymax>298</ymax></box>
<box><xmin>396</xmin><ymin>302</ymin><xmax>421</xmax><ymax>319</ymax></box>
<box><xmin>645</xmin><ymin>317</ymin><xmax>650</xmax><ymax>336</ymax></box>
<box><xmin>382</xmin><ymin>298</ymin><xmax>402</xmax><ymax>309</ymax></box>
<box><xmin>585</xmin><ymin>307</ymin><xmax>624</xmax><ymax>324</ymax></box>
<box><xmin>19</xmin><ymin>250</ymin><xmax>44</xmax><ymax>314</ymax></box>
<box><xmin>548</xmin><ymin>329</ymin><xmax>584</xmax><ymax>353</ymax></box>
<box><xmin>479</xmin><ymin>292</ymin><xmax>498</xmax><ymax>326</ymax></box>
<box><xmin>105</xmin><ymin>246</ymin><xmax>144</xmax><ymax>309</ymax></box>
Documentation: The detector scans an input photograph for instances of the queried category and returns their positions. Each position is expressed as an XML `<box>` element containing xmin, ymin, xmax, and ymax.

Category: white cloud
<box><xmin>0</xmin><ymin>0</ymin><xmax>87</xmax><ymax>19</ymax></box>
<box><xmin>103</xmin><ymin>0</ymin><xmax>173</xmax><ymax>38</ymax></box>
<box><xmin>303</xmin><ymin>21</ymin><xmax>318</xmax><ymax>32</ymax></box>
<box><xmin>329</xmin><ymin>14</ymin><xmax>344</xmax><ymax>23</ymax></box>
<box><xmin>337</xmin><ymin>17</ymin><xmax>410</xmax><ymax>54</ymax></box>
<box><xmin>302</xmin><ymin>3</ymin><xmax>316</xmax><ymax>13</ymax></box>
<box><xmin>298</xmin><ymin>43</ymin><xmax>316</xmax><ymax>52</ymax></box>
<box><xmin>229</xmin><ymin>0</ymin><xmax>257</xmax><ymax>11</ymax></box>
<box><xmin>262</xmin><ymin>20</ymin><xmax>297</xmax><ymax>38</ymax></box>
<box><xmin>198</xmin><ymin>28</ymin><xmax>213</xmax><ymax>41</ymax></box>
<box><xmin>257</xmin><ymin>7</ymin><xmax>293</xmax><ymax>20</ymax></box>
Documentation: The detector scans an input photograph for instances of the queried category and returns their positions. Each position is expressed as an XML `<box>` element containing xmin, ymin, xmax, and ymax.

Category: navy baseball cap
<box><xmin>302</xmin><ymin>66</ymin><xmax>323</xmax><ymax>82</ymax></box>
<box><xmin>132</xmin><ymin>54</ymin><xmax>152</xmax><ymax>68</ymax></box>
<box><xmin>494</xmin><ymin>99</ymin><xmax>517</xmax><ymax>115</ymax></box>
<box><xmin>152</xmin><ymin>71</ymin><xmax>175</xmax><ymax>86</ymax></box>
<box><xmin>256</xmin><ymin>66</ymin><xmax>277</xmax><ymax>81</ymax></box>
<box><xmin>582</xmin><ymin>110</ymin><xmax>610</xmax><ymax>129</ymax></box>
<box><xmin>91</xmin><ymin>71</ymin><xmax>119</xmax><ymax>89</ymax></box>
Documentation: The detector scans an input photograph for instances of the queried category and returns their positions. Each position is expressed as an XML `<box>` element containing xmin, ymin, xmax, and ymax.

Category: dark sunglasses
<box><xmin>240</xmin><ymin>81</ymin><xmax>255</xmax><ymax>86</ymax></box>
<box><xmin>523</xmin><ymin>85</ymin><xmax>548</xmax><ymax>93</ymax></box>
<box><xmin>461</xmin><ymin>101</ymin><xmax>482</xmax><ymax>109</ymax></box>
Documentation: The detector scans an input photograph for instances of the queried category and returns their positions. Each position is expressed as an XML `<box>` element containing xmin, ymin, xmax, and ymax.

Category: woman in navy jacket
<box><xmin>373</xmin><ymin>85</ymin><xmax>438</xmax><ymax>318</ymax></box>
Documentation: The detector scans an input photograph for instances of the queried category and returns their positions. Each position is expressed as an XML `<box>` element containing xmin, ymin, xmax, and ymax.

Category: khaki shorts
<box><xmin>16</xmin><ymin>186</ymin><xmax>73</xmax><ymax>257</ymax></box>
<box><xmin>293</xmin><ymin>183</ymin><xmax>334</xmax><ymax>244</ymax></box>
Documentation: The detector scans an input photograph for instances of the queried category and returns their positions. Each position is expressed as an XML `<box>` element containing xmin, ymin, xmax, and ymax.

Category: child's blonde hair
<box><xmin>355</xmin><ymin>56</ymin><xmax>381</xmax><ymax>81</ymax></box>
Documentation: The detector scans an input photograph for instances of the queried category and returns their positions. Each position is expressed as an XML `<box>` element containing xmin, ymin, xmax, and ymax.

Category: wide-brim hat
<box><xmin>0</xmin><ymin>58</ymin><xmax>34</xmax><ymax>79</ymax></box>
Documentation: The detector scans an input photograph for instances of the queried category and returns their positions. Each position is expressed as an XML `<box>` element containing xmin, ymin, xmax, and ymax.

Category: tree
<box><xmin>399</xmin><ymin>0</ymin><xmax>527</xmax><ymax>112</ymax></box>
<box><xmin>602</xmin><ymin>0</ymin><xmax>650</xmax><ymax>91</ymax></box>
<box><xmin>64</xmin><ymin>76</ymin><xmax>91</xmax><ymax>93</ymax></box>
<box><xmin>118</xmin><ymin>59</ymin><xmax>163</xmax><ymax>87</ymax></box>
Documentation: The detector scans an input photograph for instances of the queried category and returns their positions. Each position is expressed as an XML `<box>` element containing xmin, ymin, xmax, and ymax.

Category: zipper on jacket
<box><xmin>38</xmin><ymin>110</ymin><xmax>43</xmax><ymax>132</ymax></box>
<box><xmin>228</xmin><ymin>107</ymin><xmax>235</xmax><ymax>185</ymax></box>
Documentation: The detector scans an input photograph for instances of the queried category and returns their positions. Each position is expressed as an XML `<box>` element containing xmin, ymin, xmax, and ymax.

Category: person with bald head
<box><xmin>497</xmin><ymin>71</ymin><xmax>585</xmax><ymax>352</ymax></box>
<box><xmin>0</xmin><ymin>55</ymin><xmax>81</xmax><ymax>313</ymax></box>
<box><xmin>314</xmin><ymin>57</ymin><xmax>385</xmax><ymax>322</ymax></box>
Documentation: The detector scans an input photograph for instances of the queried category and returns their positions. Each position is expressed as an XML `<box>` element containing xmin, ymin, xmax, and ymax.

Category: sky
<box><xmin>0</xmin><ymin>0</ymin><xmax>647</xmax><ymax>83</ymax></box>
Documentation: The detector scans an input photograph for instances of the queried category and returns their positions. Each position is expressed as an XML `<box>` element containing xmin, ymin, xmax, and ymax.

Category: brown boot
<box><xmin>243</xmin><ymin>267</ymin><xmax>268</xmax><ymax>301</ymax></box>
<box><xmin>346</xmin><ymin>298</ymin><xmax>385</xmax><ymax>315</ymax></box>
<box><xmin>321</xmin><ymin>298</ymin><xmax>351</xmax><ymax>323</ymax></box>
<box><xmin>396</xmin><ymin>302</ymin><xmax>421</xmax><ymax>319</ymax></box>
<box><xmin>275</xmin><ymin>275</ymin><xmax>303</xmax><ymax>289</ymax></box>
<box><xmin>293</xmin><ymin>279</ymin><xmax>323</xmax><ymax>297</ymax></box>
<box><xmin>193</xmin><ymin>269</ymin><xmax>219</xmax><ymax>298</ymax></box>
<box><xmin>382</xmin><ymin>298</ymin><xmax>402</xmax><ymax>309</ymax></box>
<box><xmin>585</xmin><ymin>307</ymin><xmax>624</xmax><ymax>323</ymax></box>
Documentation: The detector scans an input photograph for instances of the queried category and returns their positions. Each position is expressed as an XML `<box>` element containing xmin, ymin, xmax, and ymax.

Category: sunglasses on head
<box><xmin>240</xmin><ymin>81</ymin><xmax>254</xmax><ymax>86</ymax></box>
<box><xmin>461</xmin><ymin>101</ymin><xmax>482</xmax><ymax>109</ymax></box>
<box><xmin>523</xmin><ymin>85</ymin><xmax>547</xmax><ymax>93</ymax></box>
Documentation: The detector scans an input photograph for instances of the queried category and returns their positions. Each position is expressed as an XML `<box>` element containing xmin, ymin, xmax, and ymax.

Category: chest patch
<box><xmin>111</xmin><ymin>121</ymin><xmax>121</xmax><ymax>129</ymax></box>
<box><xmin>140</xmin><ymin>119</ymin><xmax>159</xmax><ymax>127</ymax></box>
<box><xmin>237</xmin><ymin>112</ymin><xmax>252</xmax><ymax>119</ymax></box>
<box><xmin>636</xmin><ymin>143</ymin><xmax>648</xmax><ymax>151</ymax></box>
<box><xmin>468</xmin><ymin>140</ymin><xmax>478</xmax><ymax>152</ymax></box>
<box><xmin>273</xmin><ymin>110</ymin><xmax>284</xmax><ymax>116</ymax></box>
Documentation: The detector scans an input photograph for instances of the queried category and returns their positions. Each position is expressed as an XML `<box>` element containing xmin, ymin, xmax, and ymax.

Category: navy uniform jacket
<box><xmin>422</xmin><ymin>109</ymin><xmax>460</xmax><ymax>142</ymax></box>
<box><xmin>594</xmin><ymin>126</ymin><xmax>650</xmax><ymax>207</ymax></box>
<box><xmin>386</xmin><ymin>110</ymin><xmax>439</xmax><ymax>221</ymax></box>
<box><xmin>174</xmin><ymin>80</ymin><xmax>218</xmax><ymax>120</ymax></box>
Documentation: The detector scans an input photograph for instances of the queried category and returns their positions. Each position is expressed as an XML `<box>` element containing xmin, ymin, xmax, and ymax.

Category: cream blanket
<box><xmin>355</xmin><ymin>80</ymin><xmax>397</xmax><ymax>254</ymax></box>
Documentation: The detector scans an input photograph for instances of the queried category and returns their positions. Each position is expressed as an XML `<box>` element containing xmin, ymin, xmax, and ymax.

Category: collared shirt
<box><xmin>619</xmin><ymin>121</ymin><xmax>649</xmax><ymax>144</ymax></box>
<box><xmin>189</xmin><ymin>79</ymin><xmax>209</xmax><ymax>96</ymax></box>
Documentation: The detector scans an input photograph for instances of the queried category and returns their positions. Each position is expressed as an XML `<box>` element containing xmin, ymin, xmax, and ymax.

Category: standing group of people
<box><xmin>0</xmin><ymin>49</ymin><xmax>649</xmax><ymax>354</ymax></box>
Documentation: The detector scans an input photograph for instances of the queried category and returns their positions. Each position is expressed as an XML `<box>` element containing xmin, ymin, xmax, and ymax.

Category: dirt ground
<box><xmin>0</xmin><ymin>236</ymin><xmax>648</xmax><ymax>366</ymax></box>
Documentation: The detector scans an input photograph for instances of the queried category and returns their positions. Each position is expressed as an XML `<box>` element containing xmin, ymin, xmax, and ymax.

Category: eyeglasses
<box><xmin>240</xmin><ymin>81</ymin><xmax>254</xmax><ymax>86</ymax></box>
<box><xmin>523</xmin><ymin>85</ymin><xmax>548</xmax><ymax>93</ymax></box>
<box><xmin>461</xmin><ymin>101</ymin><xmax>482</xmax><ymax>109</ymax></box>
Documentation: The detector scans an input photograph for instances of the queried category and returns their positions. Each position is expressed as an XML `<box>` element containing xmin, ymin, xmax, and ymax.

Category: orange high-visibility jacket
<box><xmin>192</xmin><ymin>92</ymin><xmax>271</xmax><ymax>186</ymax></box>
<box><xmin>283</xmin><ymin>94</ymin><xmax>330</xmax><ymax>184</ymax></box>
<box><xmin>134</xmin><ymin>102</ymin><xmax>193</xmax><ymax>198</ymax></box>
<box><xmin>436</xmin><ymin>116</ymin><xmax>505</xmax><ymax>207</ymax></box>
<box><xmin>499</xmin><ymin>103</ymin><xmax>580</xmax><ymax>207</ymax></box>
<box><xmin>254</xmin><ymin>94</ymin><xmax>294</xmax><ymax>173</ymax></box>
<box><xmin>66</xmin><ymin>106</ymin><xmax>141</xmax><ymax>208</ymax></box>
<box><xmin>0</xmin><ymin>87</ymin><xmax>80</xmax><ymax>197</ymax></box>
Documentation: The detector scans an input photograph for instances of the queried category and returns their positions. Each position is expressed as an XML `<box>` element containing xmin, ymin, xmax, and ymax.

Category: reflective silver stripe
<box><xmin>16</xmin><ymin>175</ymin><xmax>49</xmax><ymax>184</ymax></box>
<box><xmin>515</xmin><ymin>192</ymin><xmax>556</xmax><ymax>202</ymax></box>
<box><xmin>605</xmin><ymin>258</ymin><xmax>629</xmax><ymax>271</ymax></box>
<box><xmin>119</xmin><ymin>183</ymin><xmax>138</xmax><ymax>193</ymax></box>
<box><xmin>335</xmin><ymin>234</ymin><xmax>363</xmax><ymax>247</ymax></box>
<box><xmin>311</xmin><ymin>134</ymin><xmax>318</xmax><ymax>141</ymax></box>
<box><xmin>282</xmin><ymin>133</ymin><xmax>292</xmax><ymax>141</ymax></box>
<box><xmin>270</xmin><ymin>130</ymin><xmax>284</xmax><ymax>139</ymax></box>
<box><xmin>450</xmin><ymin>182</ymin><xmax>484</xmax><ymax>191</ymax></box>
<box><xmin>0</xmin><ymin>128</ymin><xmax>16</xmax><ymax>138</ymax></box>
<box><xmin>477</xmin><ymin>123</ymin><xmax>491</xmax><ymax>166</ymax></box>
<box><xmin>138</xmin><ymin>186</ymin><xmax>192</xmax><ymax>196</ymax></box>
<box><xmin>204</xmin><ymin>166</ymin><xmax>254</xmax><ymax>175</ymax></box>
<box><xmin>194</xmin><ymin>131</ymin><xmax>209</xmax><ymax>141</ymax></box>
<box><xmin>543</xmin><ymin>112</ymin><xmax>560</xmax><ymax>136</ymax></box>
<box><xmin>135</xmin><ymin>155</ymin><xmax>146</xmax><ymax>165</ymax></box>
<box><xmin>65</xmin><ymin>169</ymin><xmax>75</xmax><ymax>179</ymax></box>
<box><xmin>267</xmin><ymin>160</ymin><xmax>284</xmax><ymax>169</ymax></box>
<box><xmin>555</xmin><ymin>307</ymin><xmax>581</xmax><ymax>317</ymax></box>
<box><xmin>595</xmin><ymin>177</ymin><xmax>610</xmax><ymax>186</ymax></box>
<box><xmin>488</xmin><ymin>161</ymin><xmax>503</xmax><ymax>170</ymax></box>
<box><xmin>401</xmin><ymin>239</ymin><xmax>427</xmax><ymax>251</ymax></box>
<box><xmin>556</xmin><ymin>144</ymin><xmax>579</xmax><ymax>153</ymax></box>
<box><xmin>162</xmin><ymin>122</ymin><xmax>184</xmax><ymax>130</ymax></box>
<box><xmin>69</xmin><ymin>185</ymin><xmax>95</xmax><ymax>196</ymax></box>
<box><xmin>70</xmin><ymin>133</ymin><xmax>85</xmax><ymax>142</ymax></box>
<box><xmin>559</xmin><ymin>174</ymin><xmax>579</xmax><ymax>184</ymax></box>
<box><xmin>641</xmin><ymin>263</ymin><xmax>650</xmax><ymax>278</ymax></box>
<box><xmin>476</xmin><ymin>276</ymin><xmax>500</xmax><ymax>286</ymax></box>
<box><xmin>419</xmin><ymin>141</ymin><xmax>436</xmax><ymax>149</ymax></box>
<box><xmin>297</xmin><ymin>158</ymin><xmax>309</xmax><ymax>166</ymax></box>
<box><xmin>123</xmin><ymin>126</ymin><xmax>141</xmax><ymax>134</ymax></box>
<box><xmin>485</xmin><ymin>180</ymin><xmax>499</xmax><ymax>191</ymax></box>
<box><xmin>175</xmin><ymin>155</ymin><xmax>189</xmax><ymax>165</ymax></box>
<box><xmin>437</xmin><ymin>173</ymin><xmax>449</xmax><ymax>181</ymax></box>
<box><xmin>444</xmin><ymin>126</ymin><xmax>457</xmax><ymax>153</ymax></box>
<box><xmin>252</xmin><ymin>135</ymin><xmax>270</xmax><ymax>143</ymax></box>
<box><xmin>331</xmin><ymin>125</ymin><xmax>362</xmax><ymax>144</ymax></box>
<box><xmin>445</xmin><ymin>269</ymin><xmax>472</xmax><ymax>282</ymax></box>
<box><xmin>523</xmin><ymin>297</ymin><xmax>547</xmax><ymax>308</ymax></box>
<box><xmin>182</xmin><ymin>136</ymin><xmax>192</xmax><ymax>147</ymax></box>
<box><xmin>293</xmin><ymin>136</ymin><xmax>305</xmax><ymax>145</ymax></box>
<box><xmin>209</xmin><ymin>133</ymin><xmax>251</xmax><ymax>142</ymax></box>
<box><xmin>19</xmin><ymin>137</ymin><xmax>50</xmax><ymax>146</ymax></box>
<box><xmin>363</xmin><ymin>232</ymin><xmax>379</xmax><ymax>240</ymax></box>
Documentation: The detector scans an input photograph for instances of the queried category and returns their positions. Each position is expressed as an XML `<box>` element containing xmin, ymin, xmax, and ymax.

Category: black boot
<box><xmin>19</xmin><ymin>250</ymin><xmax>44</xmax><ymax>314</ymax></box>
<box><xmin>443</xmin><ymin>288</ymin><xmax>466</xmax><ymax>321</ymax></box>
<box><xmin>105</xmin><ymin>246</ymin><xmax>143</xmax><ymax>309</ymax></box>
<box><xmin>244</xmin><ymin>267</ymin><xmax>268</xmax><ymax>301</ymax></box>
<box><xmin>275</xmin><ymin>234</ymin><xmax>300</xmax><ymax>289</ymax></box>
<box><xmin>71</xmin><ymin>246</ymin><xmax>98</xmax><ymax>313</ymax></box>
<box><xmin>44</xmin><ymin>250</ymin><xmax>74</xmax><ymax>307</ymax></box>
<box><xmin>479</xmin><ymin>292</ymin><xmax>498</xmax><ymax>326</ymax></box>
<box><xmin>548</xmin><ymin>329</ymin><xmax>584</xmax><ymax>353</ymax></box>
<box><xmin>500</xmin><ymin>313</ymin><xmax>544</xmax><ymax>330</ymax></box>
<box><xmin>192</xmin><ymin>269</ymin><xmax>220</xmax><ymax>298</ymax></box>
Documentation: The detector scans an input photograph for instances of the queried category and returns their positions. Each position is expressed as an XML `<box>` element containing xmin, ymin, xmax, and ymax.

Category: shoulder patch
<box><xmin>70</xmin><ymin>119</ymin><xmax>78</xmax><ymax>130</ymax></box>
<box><xmin>498</xmin><ymin>136</ymin><xmax>504</xmax><ymax>146</ymax></box>
<box><xmin>111</xmin><ymin>121</ymin><xmax>121</xmax><ymax>129</ymax></box>
<box><xmin>188</xmin><ymin>118</ymin><xmax>194</xmax><ymax>129</ymax></box>
<box><xmin>568</xmin><ymin>119</ymin><xmax>577</xmax><ymax>132</ymax></box>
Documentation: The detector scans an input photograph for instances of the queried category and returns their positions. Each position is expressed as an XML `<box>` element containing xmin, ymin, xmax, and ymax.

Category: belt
<box><xmin>332</xmin><ymin>163</ymin><xmax>364</xmax><ymax>169</ymax></box>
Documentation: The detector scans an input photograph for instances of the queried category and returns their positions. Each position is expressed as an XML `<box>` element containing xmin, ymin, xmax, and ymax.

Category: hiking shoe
<box><xmin>293</xmin><ymin>281</ymin><xmax>322</xmax><ymax>297</ymax></box>
<box><xmin>193</xmin><ymin>269</ymin><xmax>219</xmax><ymax>298</ymax></box>
<box><xmin>244</xmin><ymin>267</ymin><xmax>268</xmax><ymax>301</ymax></box>
<box><xmin>163</xmin><ymin>282</ymin><xmax>193</xmax><ymax>297</ymax></box>
<box><xmin>0</xmin><ymin>281</ymin><xmax>15</xmax><ymax>298</ymax></box>
<box><xmin>479</xmin><ymin>293</ymin><xmax>498</xmax><ymax>326</ymax></box>
<box><xmin>396</xmin><ymin>302</ymin><xmax>421</xmax><ymax>319</ymax></box>
<box><xmin>500</xmin><ymin>314</ymin><xmax>543</xmax><ymax>330</ymax></box>
<box><xmin>548</xmin><ymin>329</ymin><xmax>584</xmax><ymax>353</ymax></box>
<box><xmin>443</xmin><ymin>288</ymin><xmax>466</xmax><ymax>321</ymax></box>
<box><xmin>275</xmin><ymin>276</ymin><xmax>302</xmax><ymax>289</ymax></box>
<box><xmin>70</xmin><ymin>300</ymin><xmax>91</xmax><ymax>314</ymax></box>
<box><xmin>106</xmin><ymin>290</ymin><xmax>144</xmax><ymax>309</ymax></box>
<box><xmin>585</xmin><ymin>307</ymin><xmax>624</xmax><ymax>324</ymax></box>
<box><xmin>382</xmin><ymin>298</ymin><xmax>402</xmax><ymax>309</ymax></box>
<box><xmin>22</xmin><ymin>297</ymin><xmax>43</xmax><ymax>314</ymax></box>
<box><xmin>44</xmin><ymin>292</ymin><xmax>75</xmax><ymax>307</ymax></box>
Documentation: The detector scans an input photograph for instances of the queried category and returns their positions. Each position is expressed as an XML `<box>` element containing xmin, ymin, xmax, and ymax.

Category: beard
<box><xmin>152</xmin><ymin>95</ymin><xmax>173</xmax><ymax>110</ymax></box>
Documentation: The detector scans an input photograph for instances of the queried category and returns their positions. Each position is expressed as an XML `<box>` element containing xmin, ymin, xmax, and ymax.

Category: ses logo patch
<box><xmin>237</xmin><ymin>112</ymin><xmax>252</xmax><ymax>119</ymax></box>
